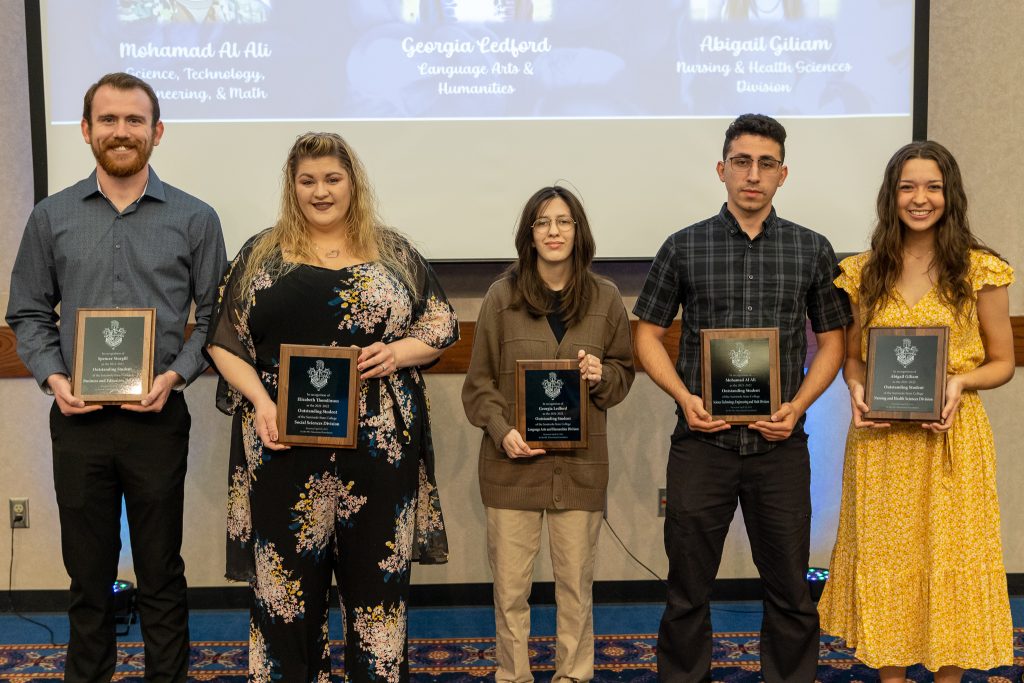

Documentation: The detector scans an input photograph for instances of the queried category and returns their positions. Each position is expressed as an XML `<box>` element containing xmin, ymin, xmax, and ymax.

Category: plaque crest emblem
<box><xmin>542</xmin><ymin>372</ymin><xmax>563</xmax><ymax>400</ymax></box>
<box><xmin>102</xmin><ymin>320</ymin><xmax>126</xmax><ymax>349</ymax></box>
<box><xmin>895</xmin><ymin>338</ymin><xmax>918</xmax><ymax>367</ymax></box>
<box><xmin>308</xmin><ymin>360</ymin><xmax>331</xmax><ymax>390</ymax></box>
<box><xmin>729</xmin><ymin>343</ymin><xmax>750</xmax><ymax>371</ymax></box>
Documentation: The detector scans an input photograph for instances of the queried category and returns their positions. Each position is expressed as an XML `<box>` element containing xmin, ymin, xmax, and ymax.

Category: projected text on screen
<box><xmin>47</xmin><ymin>1</ymin><xmax>912</xmax><ymax>122</ymax></box>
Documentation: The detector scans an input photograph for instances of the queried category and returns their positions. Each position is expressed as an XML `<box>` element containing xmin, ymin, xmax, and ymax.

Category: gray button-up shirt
<box><xmin>6</xmin><ymin>167</ymin><xmax>228</xmax><ymax>389</ymax></box>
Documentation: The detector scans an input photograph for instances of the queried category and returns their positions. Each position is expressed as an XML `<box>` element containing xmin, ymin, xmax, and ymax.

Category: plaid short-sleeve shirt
<box><xmin>633</xmin><ymin>204</ymin><xmax>852</xmax><ymax>454</ymax></box>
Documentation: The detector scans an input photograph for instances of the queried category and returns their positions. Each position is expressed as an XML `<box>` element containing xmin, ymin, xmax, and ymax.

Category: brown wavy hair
<box><xmin>505</xmin><ymin>186</ymin><xmax>597</xmax><ymax>326</ymax></box>
<box><xmin>860</xmin><ymin>140</ymin><xmax>1004</xmax><ymax>326</ymax></box>
<box><xmin>237</xmin><ymin>132</ymin><xmax>414</xmax><ymax>296</ymax></box>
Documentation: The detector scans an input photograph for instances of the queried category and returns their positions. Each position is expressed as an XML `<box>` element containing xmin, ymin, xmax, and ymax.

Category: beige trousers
<box><xmin>485</xmin><ymin>506</ymin><xmax>603</xmax><ymax>683</ymax></box>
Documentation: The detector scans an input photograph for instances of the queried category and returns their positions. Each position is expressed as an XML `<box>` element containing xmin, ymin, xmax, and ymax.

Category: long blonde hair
<box><xmin>237</xmin><ymin>132</ymin><xmax>414</xmax><ymax>296</ymax></box>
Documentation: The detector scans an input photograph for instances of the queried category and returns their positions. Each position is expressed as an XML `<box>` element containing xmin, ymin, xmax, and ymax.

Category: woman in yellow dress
<box><xmin>818</xmin><ymin>140</ymin><xmax>1015</xmax><ymax>681</ymax></box>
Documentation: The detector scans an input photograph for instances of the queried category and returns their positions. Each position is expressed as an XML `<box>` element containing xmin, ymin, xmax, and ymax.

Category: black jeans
<box><xmin>656</xmin><ymin>431</ymin><xmax>818</xmax><ymax>683</ymax></box>
<box><xmin>50</xmin><ymin>393</ymin><xmax>191</xmax><ymax>683</ymax></box>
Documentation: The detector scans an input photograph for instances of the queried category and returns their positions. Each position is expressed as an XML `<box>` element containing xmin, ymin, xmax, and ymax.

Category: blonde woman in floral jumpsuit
<box><xmin>206</xmin><ymin>132</ymin><xmax>457</xmax><ymax>682</ymax></box>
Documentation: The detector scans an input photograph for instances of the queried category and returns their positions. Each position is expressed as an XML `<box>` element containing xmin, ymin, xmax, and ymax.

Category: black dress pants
<box><xmin>656</xmin><ymin>432</ymin><xmax>819</xmax><ymax>683</ymax></box>
<box><xmin>50</xmin><ymin>393</ymin><xmax>191</xmax><ymax>683</ymax></box>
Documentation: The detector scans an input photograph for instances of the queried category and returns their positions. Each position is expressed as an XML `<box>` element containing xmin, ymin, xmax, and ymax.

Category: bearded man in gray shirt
<box><xmin>6</xmin><ymin>72</ymin><xmax>226</xmax><ymax>683</ymax></box>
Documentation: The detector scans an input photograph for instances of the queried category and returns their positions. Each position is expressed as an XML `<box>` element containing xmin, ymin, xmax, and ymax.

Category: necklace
<box><xmin>904</xmin><ymin>248</ymin><xmax>933</xmax><ymax>260</ymax></box>
<box><xmin>316</xmin><ymin>243</ymin><xmax>343</xmax><ymax>259</ymax></box>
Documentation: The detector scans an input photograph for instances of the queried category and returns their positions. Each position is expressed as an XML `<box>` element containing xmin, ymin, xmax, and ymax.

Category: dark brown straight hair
<box><xmin>505</xmin><ymin>186</ymin><xmax>597</xmax><ymax>327</ymax></box>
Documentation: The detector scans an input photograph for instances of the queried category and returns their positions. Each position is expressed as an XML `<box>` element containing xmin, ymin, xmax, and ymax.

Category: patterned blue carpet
<box><xmin>2</xmin><ymin>603</ymin><xmax>1022</xmax><ymax>681</ymax></box>
<box><xmin>1</xmin><ymin>631</ymin><xmax>1022</xmax><ymax>681</ymax></box>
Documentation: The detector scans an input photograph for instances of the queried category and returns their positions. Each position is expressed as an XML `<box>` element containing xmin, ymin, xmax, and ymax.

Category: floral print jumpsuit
<box><xmin>207</xmin><ymin>234</ymin><xmax>457</xmax><ymax>682</ymax></box>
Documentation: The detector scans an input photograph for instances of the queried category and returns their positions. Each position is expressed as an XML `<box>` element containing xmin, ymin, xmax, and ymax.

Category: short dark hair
<box><xmin>83</xmin><ymin>72</ymin><xmax>161</xmax><ymax>128</ymax></box>
<box><xmin>722</xmin><ymin>113</ymin><xmax>786</xmax><ymax>161</ymax></box>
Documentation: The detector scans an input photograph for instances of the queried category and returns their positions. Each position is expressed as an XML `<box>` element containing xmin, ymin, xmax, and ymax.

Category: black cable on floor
<box><xmin>6</xmin><ymin>526</ymin><xmax>63</xmax><ymax>646</ymax></box>
<box><xmin>602</xmin><ymin>516</ymin><xmax>764</xmax><ymax>615</ymax></box>
<box><xmin>603</xmin><ymin>516</ymin><xmax>665</xmax><ymax>585</ymax></box>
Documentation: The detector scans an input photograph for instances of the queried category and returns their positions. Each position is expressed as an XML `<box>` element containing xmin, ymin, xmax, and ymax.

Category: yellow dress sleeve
<box><xmin>969</xmin><ymin>250</ymin><xmax>1015</xmax><ymax>291</ymax></box>
<box><xmin>834</xmin><ymin>251</ymin><xmax>870</xmax><ymax>305</ymax></box>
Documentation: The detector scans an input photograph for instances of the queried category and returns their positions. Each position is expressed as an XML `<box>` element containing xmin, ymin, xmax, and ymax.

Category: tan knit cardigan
<box><xmin>461</xmin><ymin>276</ymin><xmax>635</xmax><ymax>511</ymax></box>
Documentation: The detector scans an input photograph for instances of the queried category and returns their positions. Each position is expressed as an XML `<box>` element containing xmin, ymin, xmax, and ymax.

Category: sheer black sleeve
<box><xmin>203</xmin><ymin>232</ymin><xmax>268</xmax><ymax>415</ymax></box>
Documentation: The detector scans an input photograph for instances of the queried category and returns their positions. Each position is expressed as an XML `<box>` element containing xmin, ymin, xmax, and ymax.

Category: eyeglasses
<box><xmin>531</xmin><ymin>217</ymin><xmax>576</xmax><ymax>232</ymax></box>
<box><xmin>725</xmin><ymin>156</ymin><xmax>783</xmax><ymax>174</ymax></box>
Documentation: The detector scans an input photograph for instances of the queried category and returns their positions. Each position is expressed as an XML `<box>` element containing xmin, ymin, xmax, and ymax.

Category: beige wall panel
<box><xmin>928</xmin><ymin>0</ymin><xmax>1024</xmax><ymax>573</ymax></box>
<box><xmin>0</xmin><ymin>1</ymin><xmax>32</xmax><ymax>317</ymax></box>
<box><xmin>928</xmin><ymin>1</ymin><xmax>1024</xmax><ymax>314</ymax></box>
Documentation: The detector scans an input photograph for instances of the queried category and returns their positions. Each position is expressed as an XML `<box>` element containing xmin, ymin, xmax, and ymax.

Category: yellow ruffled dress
<box><xmin>818</xmin><ymin>250</ymin><xmax>1015</xmax><ymax>671</ymax></box>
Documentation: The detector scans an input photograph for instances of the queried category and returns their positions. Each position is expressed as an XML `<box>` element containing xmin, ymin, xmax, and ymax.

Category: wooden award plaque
<box><xmin>515</xmin><ymin>359</ymin><xmax>588</xmax><ymax>450</ymax></box>
<box><xmin>700</xmin><ymin>327</ymin><xmax>781</xmax><ymax>424</ymax></box>
<box><xmin>277</xmin><ymin>344</ymin><xmax>360</xmax><ymax>448</ymax></box>
<box><xmin>72</xmin><ymin>308</ymin><xmax>156</xmax><ymax>404</ymax></box>
<box><xmin>864</xmin><ymin>326</ymin><xmax>948</xmax><ymax>422</ymax></box>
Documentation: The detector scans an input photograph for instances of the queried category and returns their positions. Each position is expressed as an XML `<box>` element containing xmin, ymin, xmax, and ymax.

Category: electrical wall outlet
<box><xmin>9</xmin><ymin>498</ymin><xmax>29</xmax><ymax>529</ymax></box>
<box><xmin>657</xmin><ymin>488</ymin><xmax>667</xmax><ymax>517</ymax></box>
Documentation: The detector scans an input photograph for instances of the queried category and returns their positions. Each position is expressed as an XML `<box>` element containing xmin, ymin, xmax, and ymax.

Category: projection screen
<box><xmin>35</xmin><ymin>0</ymin><xmax>920</xmax><ymax>260</ymax></box>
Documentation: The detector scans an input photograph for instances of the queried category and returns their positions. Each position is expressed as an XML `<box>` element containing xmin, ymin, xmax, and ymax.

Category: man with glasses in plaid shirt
<box><xmin>633</xmin><ymin>113</ymin><xmax>851</xmax><ymax>682</ymax></box>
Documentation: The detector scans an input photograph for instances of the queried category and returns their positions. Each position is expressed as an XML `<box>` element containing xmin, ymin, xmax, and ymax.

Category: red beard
<box><xmin>92</xmin><ymin>138</ymin><xmax>152</xmax><ymax>178</ymax></box>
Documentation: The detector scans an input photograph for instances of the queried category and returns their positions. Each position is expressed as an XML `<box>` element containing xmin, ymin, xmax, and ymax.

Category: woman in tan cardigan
<box><xmin>462</xmin><ymin>186</ymin><xmax>635</xmax><ymax>683</ymax></box>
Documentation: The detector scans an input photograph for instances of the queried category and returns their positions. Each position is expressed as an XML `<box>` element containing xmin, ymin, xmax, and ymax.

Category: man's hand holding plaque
<box><xmin>700</xmin><ymin>328</ymin><xmax>781</xmax><ymax>424</ymax></box>
<box><xmin>73</xmin><ymin>308</ymin><xmax>156</xmax><ymax>404</ymax></box>
<box><xmin>515</xmin><ymin>357</ymin><xmax>588</xmax><ymax>450</ymax></box>
<box><xmin>277</xmin><ymin>344</ymin><xmax>360</xmax><ymax>448</ymax></box>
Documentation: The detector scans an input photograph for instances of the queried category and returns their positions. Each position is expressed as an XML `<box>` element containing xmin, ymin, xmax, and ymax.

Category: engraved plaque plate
<box><xmin>278</xmin><ymin>344</ymin><xmax>360</xmax><ymax>448</ymax></box>
<box><xmin>73</xmin><ymin>308</ymin><xmax>156</xmax><ymax>403</ymax></box>
<box><xmin>700</xmin><ymin>327</ymin><xmax>781</xmax><ymax>424</ymax></box>
<box><xmin>864</xmin><ymin>326</ymin><xmax>948</xmax><ymax>422</ymax></box>
<box><xmin>515</xmin><ymin>359</ymin><xmax>587</xmax><ymax>450</ymax></box>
